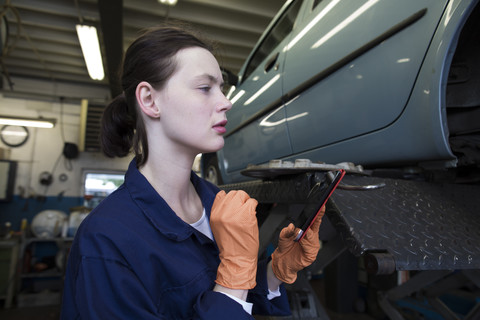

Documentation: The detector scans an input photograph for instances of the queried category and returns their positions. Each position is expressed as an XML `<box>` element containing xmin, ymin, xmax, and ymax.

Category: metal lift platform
<box><xmin>220</xmin><ymin>161</ymin><xmax>480</xmax><ymax>319</ymax></box>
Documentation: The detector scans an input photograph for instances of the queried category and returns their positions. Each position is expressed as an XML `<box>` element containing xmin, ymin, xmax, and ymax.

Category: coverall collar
<box><xmin>124</xmin><ymin>158</ymin><xmax>218</xmax><ymax>242</ymax></box>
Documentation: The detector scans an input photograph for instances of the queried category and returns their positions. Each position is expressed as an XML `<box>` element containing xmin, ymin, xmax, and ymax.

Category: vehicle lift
<box><xmin>219</xmin><ymin>160</ymin><xmax>480</xmax><ymax>320</ymax></box>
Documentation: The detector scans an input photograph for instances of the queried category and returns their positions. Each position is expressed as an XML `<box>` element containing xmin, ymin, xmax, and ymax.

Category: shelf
<box><xmin>15</xmin><ymin>236</ymin><xmax>74</xmax><ymax>307</ymax></box>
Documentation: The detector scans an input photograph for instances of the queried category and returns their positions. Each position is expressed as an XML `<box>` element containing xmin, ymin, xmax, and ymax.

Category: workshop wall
<box><xmin>0</xmin><ymin>95</ymin><xmax>130</xmax><ymax>230</ymax></box>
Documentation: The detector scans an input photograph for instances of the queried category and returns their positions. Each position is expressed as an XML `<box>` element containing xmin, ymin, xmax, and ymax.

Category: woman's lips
<box><xmin>213</xmin><ymin>120</ymin><xmax>228</xmax><ymax>134</ymax></box>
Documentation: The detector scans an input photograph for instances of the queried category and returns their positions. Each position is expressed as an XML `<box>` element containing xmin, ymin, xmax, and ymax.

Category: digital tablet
<box><xmin>294</xmin><ymin>169</ymin><xmax>346</xmax><ymax>242</ymax></box>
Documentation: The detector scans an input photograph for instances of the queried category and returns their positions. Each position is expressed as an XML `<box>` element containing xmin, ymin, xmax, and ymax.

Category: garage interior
<box><xmin>0</xmin><ymin>0</ymin><xmax>479</xmax><ymax>319</ymax></box>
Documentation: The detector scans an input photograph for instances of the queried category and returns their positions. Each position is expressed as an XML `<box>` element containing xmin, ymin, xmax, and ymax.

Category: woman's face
<box><xmin>154</xmin><ymin>47</ymin><xmax>232</xmax><ymax>156</ymax></box>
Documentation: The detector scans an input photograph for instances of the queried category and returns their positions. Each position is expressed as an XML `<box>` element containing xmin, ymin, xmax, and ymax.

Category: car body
<box><xmin>202</xmin><ymin>0</ymin><xmax>480</xmax><ymax>185</ymax></box>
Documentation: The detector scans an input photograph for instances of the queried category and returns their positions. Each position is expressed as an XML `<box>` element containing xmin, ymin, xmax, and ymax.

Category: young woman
<box><xmin>61</xmin><ymin>25</ymin><xmax>323</xmax><ymax>319</ymax></box>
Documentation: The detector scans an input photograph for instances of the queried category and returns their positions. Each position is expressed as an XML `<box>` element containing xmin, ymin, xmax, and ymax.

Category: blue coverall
<box><xmin>61</xmin><ymin>159</ymin><xmax>291</xmax><ymax>319</ymax></box>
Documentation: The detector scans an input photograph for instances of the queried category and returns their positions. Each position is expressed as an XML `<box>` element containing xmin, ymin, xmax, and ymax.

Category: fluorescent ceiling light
<box><xmin>158</xmin><ymin>0</ymin><xmax>178</xmax><ymax>5</ymax></box>
<box><xmin>0</xmin><ymin>115</ymin><xmax>56</xmax><ymax>128</ymax></box>
<box><xmin>76</xmin><ymin>25</ymin><xmax>105</xmax><ymax>81</ymax></box>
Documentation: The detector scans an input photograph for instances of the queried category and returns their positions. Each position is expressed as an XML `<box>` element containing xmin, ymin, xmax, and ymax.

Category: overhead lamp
<box><xmin>158</xmin><ymin>0</ymin><xmax>178</xmax><ymax>6</ymax></box>
<box><xmin>0</xmin><ymin>115</ymin><xmax>56</xmax><ymax>128</ymax></box>
<box><xmin>76</xmin><ymin>24</ymin><xmax>105</xmax><ymax>81</ymax></box>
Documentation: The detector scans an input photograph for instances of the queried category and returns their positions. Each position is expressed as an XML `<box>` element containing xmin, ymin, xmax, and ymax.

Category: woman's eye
<box><xmin>199</xmin><ymin>86</ymin><xmax>211</xmax><ymax>92</ymax></box>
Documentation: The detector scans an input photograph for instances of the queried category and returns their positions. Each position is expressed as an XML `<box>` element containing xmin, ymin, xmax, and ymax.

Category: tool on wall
<box><xmin>39</xmin><ymin>171</ymin><xmax>53</xmax><ymax>186</ymax></box>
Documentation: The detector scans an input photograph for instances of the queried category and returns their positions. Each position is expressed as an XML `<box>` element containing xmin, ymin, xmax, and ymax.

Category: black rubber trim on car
<box><xmin>225</xmin><ymin>8</ymin><xmax>428</xmax><ymax>138</ymax></box>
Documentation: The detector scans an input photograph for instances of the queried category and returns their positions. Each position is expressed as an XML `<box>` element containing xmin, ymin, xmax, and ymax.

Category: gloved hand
<box><xmin>271</xmin><ymin>205</ymin><xmax>325</xmax><ymax>284</ymax></box>
<box><xmin>210</xmin><ymin>190</ymin><xmax>259</xmax><ymax>290</ymax></box>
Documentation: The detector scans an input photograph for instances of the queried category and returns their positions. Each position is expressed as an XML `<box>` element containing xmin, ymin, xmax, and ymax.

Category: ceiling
<box><xmin>0</xmin><ymin>0</ymin><xmax>285</xmax><ymax>105</ymax></box>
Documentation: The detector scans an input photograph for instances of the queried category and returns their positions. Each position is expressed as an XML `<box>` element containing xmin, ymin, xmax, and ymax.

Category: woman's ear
<box><xmin>136</xmin><ymin>81</ymin><xmax>161</xmax><ymax>119</ymax></box>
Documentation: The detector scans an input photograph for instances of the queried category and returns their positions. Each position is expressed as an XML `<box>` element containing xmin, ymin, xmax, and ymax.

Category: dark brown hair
<box><xmin>100</xmin><ymin>24</ymin><xmax>214</xmax><ymax>167</ymax></box>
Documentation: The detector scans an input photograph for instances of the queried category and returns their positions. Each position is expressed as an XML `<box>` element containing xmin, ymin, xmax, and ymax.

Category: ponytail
<box><xmin>100</xmin><ymin>94</ymin><xmax>135</xmax><ymax>158</ymax></box>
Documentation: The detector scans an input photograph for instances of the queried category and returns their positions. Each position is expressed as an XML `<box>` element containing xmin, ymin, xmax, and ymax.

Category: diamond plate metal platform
<box><xmin>330</xmin><ymin>175</ymin><xmax>480</xmax><ymax>271</ymax></box>
<box><xmin>221</xmin><ymin>171</ymin><xmax>480</xmax><ymax>271</ymax></box>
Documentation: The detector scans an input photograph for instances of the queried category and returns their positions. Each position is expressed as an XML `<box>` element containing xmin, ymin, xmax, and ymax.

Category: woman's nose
<box><xmin>218</xmin><ymin>93</ymin><xmax>232</xmax><ymax>112</ymax></box>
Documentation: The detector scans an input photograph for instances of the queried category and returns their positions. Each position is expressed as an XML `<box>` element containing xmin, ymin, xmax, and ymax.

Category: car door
<box><xmin>220</xmin><ymin>0</ymin><xmax>305</xmax><ymax>178</ymax></box>
<box><xmin>282</xmin><ymin>0</ymin><xmax>449</xmax><ymax>161</ymax></box>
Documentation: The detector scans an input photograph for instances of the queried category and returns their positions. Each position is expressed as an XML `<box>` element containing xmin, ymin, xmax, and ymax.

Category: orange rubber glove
<box><xmin>271</xmin><ymin>205</ymin><xmax>325</xmax><ymax>284</ymax></box>
<box><xmin>210</xmin><ymin>190</ymin><xmax>259</xmax><ymax>290</ymax></box>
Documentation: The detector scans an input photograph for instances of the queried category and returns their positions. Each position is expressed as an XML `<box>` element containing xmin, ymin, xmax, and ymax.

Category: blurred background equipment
<box><xmin>30</xmin><ymin>210</ymin><xmax>67</xmax><ymax>239</ymax></box>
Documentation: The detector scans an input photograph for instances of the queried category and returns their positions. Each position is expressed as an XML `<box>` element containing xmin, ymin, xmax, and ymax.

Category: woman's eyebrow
<box><xmin>194</xmin><ymin>73</ymin><xmax>224</xmax><ymax>86</ymax></box>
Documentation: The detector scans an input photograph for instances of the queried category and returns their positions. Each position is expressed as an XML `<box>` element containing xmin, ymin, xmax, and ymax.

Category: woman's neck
<box><xmin>139</xmin><ymin>153</ymin><xmax>203</xmax><ymax>224</ymax></box>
